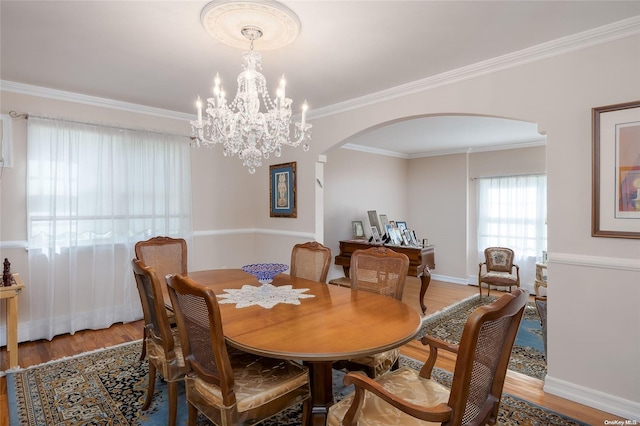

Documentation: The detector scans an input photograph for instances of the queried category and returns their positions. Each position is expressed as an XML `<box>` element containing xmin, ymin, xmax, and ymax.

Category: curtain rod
<box><xmin>470</xmin><ymin>172</ymin><xmax>546</xmax><ymax>181</ymax></box>
<box><xmin>8</xmin><ymin>110</ymin><xmax>192</xmax><ymax>141</ymax></box>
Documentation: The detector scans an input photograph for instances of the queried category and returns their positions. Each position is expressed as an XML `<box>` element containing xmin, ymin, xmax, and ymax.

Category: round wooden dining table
<box><xmin>185</xmin><ymin>269</ymin><xmax>422</xmax><ymax>426</ymax></box>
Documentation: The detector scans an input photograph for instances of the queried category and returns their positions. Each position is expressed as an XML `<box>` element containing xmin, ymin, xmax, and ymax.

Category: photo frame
<box><xmin>592</xmin><ymin>100</ymin><xmax>640</xmax><ymax>238</ymax></box>
<box><xmin>370</xmin><ymin>226</ymin><xmax>382</xmax><ymax>243</ymax></box>
<box><xmin>379</xmin><ymin>214</ymin><xmax>390</xmax><ymax>232</ymax></box>
<box><xmin>396</xmin><ymin>221</ymin><xmax>407</xmax><ymax>231</ymax></box>
<box><xmin>352</xmin><ymin>221</ymin><xmax>365</xmax><ymax>239</ymax></box>
<box><xmin>270</xmin><ymin>162</ymin><xmax>297</xmax><ymax>218</ymax></box>
<box><xmin>390</xmin><ymin>227</ymin><xmax>403</xmax><ymax>245</ymax></box>
<box><xmin>367</xmin><ymin>210</ymin><xmax>381</xmax><ymax>234</ymax></box>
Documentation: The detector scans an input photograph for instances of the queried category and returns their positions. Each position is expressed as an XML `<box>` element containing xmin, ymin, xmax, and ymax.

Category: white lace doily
<box><xmin>217</xmin><ymin>283</ymin><xmax>315</xmax><ymax>308</ymax></box>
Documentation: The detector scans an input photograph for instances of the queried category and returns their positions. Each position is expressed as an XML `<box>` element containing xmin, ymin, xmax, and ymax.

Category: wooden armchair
<box><xmin>131</xmin><ymin>259</ymin><xmax>187</xmax><ymax>426</ymax></box>
<box><xmin>334</xmin><ymin>247</ymin><xmax>410</xmax><ymax>377</ymax></box>
<box><xmin>328</xmin><ymin>288</ymin><xmax>528</xmax><ymax>426</ymax></box>
<box><xmin>290</xmin><ymin>241</ymin><xmax>332</xmax><ymax>283</ymax></box>
<box><xmin>166</xmin><ymin>273</ymin><xmax>311</xmax><ymax>426</ymax></box>
<box><xmin>478</xmin><ymin>247</ymin><xmax>520</xmax><ymax>298</ymax></box>
<box><xmin>134</xmin><ymin>236</ymin><xmax>187</xmax><ymax>359</ymax></box>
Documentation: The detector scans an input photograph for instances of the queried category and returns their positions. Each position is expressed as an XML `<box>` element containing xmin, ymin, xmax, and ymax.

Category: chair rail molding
<box><xmin>551</xmin><ymin>252</ymin><xmax>640</xmax><ymax>272</ymax></box>
<box><xmin>193</xmin><ymin>228</ymin><xmax>316</xmax><ymax>240</ymax></box>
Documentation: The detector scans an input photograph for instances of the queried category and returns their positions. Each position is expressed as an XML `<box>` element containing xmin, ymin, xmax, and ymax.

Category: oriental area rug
<box><xmin>417</xmin><ymin>293</ymin><xmax>547</xmax><ymax>380</ymax></box>
<box><xmin>7</xmin><ymin>340</ymin><xmax>587</xmax><ymax>425</ymax></box>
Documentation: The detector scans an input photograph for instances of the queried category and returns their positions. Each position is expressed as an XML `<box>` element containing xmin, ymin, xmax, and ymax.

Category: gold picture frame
<box><xmin>270</xmin><ymin>162</ymin><xmax>297</xmax><ymax>218</ymax></box>
<box><xmin>592</xmin><ymin>100</ymin><xmax>640</xmax><ymax>238</ymax></box>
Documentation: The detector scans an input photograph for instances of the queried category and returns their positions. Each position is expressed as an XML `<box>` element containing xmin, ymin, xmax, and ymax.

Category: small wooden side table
<box><xmin>1</xmin><ymin>273</ymin><xmax>25</xmax><ymax>369</ymax></box>
<box><xmin>534</xmin><ymin>262</ymin><xmax>548</xmax><ymax>296</ymax></box>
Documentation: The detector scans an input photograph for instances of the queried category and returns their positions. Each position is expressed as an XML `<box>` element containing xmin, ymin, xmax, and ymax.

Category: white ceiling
<box><xmin>2</xmin><ymin>1</ymin><xmax>639</xmax><ymax>155</ymax></box>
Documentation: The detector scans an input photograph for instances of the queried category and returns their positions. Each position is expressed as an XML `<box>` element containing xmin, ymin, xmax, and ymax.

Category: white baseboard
<box><xmin>544</xmin><ymin>375</ymin><xmax>640</xmax><ymax>421</ymax></box>
<box><xmin>431</xmin><ymin>274</ymin><xmax>468</xmax><ymax>285</ymax></box>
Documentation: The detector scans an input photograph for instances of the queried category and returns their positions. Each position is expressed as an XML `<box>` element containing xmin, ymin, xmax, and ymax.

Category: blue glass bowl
<box><xmin>241</xmin><ymin>263</ymin><xmax>289</xmax><ymax>284</ymax></box>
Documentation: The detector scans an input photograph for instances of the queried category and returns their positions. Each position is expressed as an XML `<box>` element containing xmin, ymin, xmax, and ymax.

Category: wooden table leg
<box><xmin>303</xmin><ymin>360</ymin><xmax>334</xmax><ymax>426</ymax></box>
<box><xmin>7</xmin><ymin>294</ymin><xmax>19</xmax><ymax>368</ymax></box>
<box><xmin>419</xmin><ymin>267</ymin><xmax>432</xmax><ymax>314</ymax></box>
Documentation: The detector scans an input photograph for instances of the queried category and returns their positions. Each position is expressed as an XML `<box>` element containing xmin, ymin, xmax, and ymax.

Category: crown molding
<box><xmin>309</xmin><ymin>16</ymin><xmax>640</xmax><ymax>120</ymax></box>
<box><xmin>0</xmin><ymin>80</ymin><xmax>193</xmax><ymax>121</ymax></box>
<box><xmin>342</xmin><ymin>139</ymin><xmax>547</xmax><ymax>159</ymax></box>
<box><xmin>2</xmin><ymin>16</ymin><xmax>638</xmax><ymax>123</ymax></box>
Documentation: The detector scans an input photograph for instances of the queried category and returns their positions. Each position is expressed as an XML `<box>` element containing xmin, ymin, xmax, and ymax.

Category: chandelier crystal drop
<box><xmin>190</xmin><ymin>26</ymin><xmax>311</xmax><ymax>174</ymax></box>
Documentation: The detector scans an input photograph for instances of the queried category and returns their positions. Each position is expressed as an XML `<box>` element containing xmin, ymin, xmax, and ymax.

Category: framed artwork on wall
<box><xmin>270</xmin><ymin>162</ymin><xmax>297</xmax><ymax>218</ymax></box>
<box><xmin>592</xmin><ymin>100</ymin><xmax>640</xmax><ymax>238</ymax></box>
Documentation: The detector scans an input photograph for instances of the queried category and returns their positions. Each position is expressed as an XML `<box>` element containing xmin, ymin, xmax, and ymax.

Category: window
<box><xmin>477</xmin><ymin>174</ymin><xmax>547</xmax><ymax>289</ymax></box>
<box><xmin>26</xmin><ymin>117</ymin><xmax>192</xmax><ymax>341</ymax></box>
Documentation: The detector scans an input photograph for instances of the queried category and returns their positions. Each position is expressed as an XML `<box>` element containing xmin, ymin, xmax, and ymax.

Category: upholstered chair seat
<box><xmin>327</xmin><ymin>366</ymin><xmax>450</xmax><ymax>426</ymax></box>
<box><xmin>145</xmin><ymin>327</ymin><xmax>185</xmax><ymax>381</ymax></box>
<box><xmin>189</xmin><ymin>347</ymin><xmax>310</xmax><ymax>419</ymax></box>
<box><xmin>345</xmin><ymin>348</ymin><xmax>401</xmax><ymax>379</ymax></box>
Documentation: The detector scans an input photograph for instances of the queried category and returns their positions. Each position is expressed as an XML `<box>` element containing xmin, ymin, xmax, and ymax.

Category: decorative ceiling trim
<box><xmin>0</xmin><ymin>80</ymin><xmax>193</xmax><ymax>121</ymax></box>
<box><xmin>309</xmin><ymin>15</ymin><xmax>640</xmax><ymax>121</ymax></box>
<box><xmin>200</xmin><ymin>0</ymin><xmax>300</xmax><ymax>50</ymax></box>
<box><xmin>341</xmin><ymin>139</ymin><xmax>547</xmax><ymax>159</ymax></box>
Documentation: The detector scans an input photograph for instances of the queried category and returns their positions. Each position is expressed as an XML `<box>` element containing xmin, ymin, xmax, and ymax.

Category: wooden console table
<box><xmin>1</xmin><ymin>274</ymin><xmax>25</xmax><ymax>369</ymax></box>
<box><xmin>334</xmin><ymin>240</ymin><xmax>434</xmax><ymax>313</ymax></box>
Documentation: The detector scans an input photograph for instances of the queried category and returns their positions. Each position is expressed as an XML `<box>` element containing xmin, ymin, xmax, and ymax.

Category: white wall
<box><xmin>324</xmin><ymin>147</ymin><xmax>409</xmax><ymax>280</ymax></box>
<box><xmin>310</xmin><ymin>35</ymin><xmax>639</xmax><ymax>418</ymax></box>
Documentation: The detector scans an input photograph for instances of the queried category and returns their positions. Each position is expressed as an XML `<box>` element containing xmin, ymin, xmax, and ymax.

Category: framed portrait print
<box><xmin>592</xmin><ymin>101</ymin><xmax>640</xmax><ymax>238</ymax></box>
<box><xmin>270</xmin><ymin>162</ymin><xmax>297</xmax><ymax>218</ymax></box>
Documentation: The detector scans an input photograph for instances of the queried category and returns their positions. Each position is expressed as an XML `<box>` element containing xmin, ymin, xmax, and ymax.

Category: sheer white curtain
<box><xmin>26</xmin><ymin>117</ymin><xmax>192</xmax><ymax>341</ymax></box>
<box><xmin>477</xmin><ymin>174</ymin><xmax>547</xmax><ymax>291</ymax></box>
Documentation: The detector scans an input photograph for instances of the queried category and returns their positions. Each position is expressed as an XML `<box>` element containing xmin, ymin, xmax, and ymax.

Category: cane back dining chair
<box><xmin>334</xmin><ymin>246</ymin><xmax>410</xmax><ymax>378</ymax></box>
<box><xmin>327</xmin><ymin>288</ymin><xmax>528</xmax><ymax>426</ymax></box>
<box><xmin>134</xmin><ymin>236</ymin><xmax>187</xmax><ymax>359</ymax></box>
<box><xmin>131</xmin><ymin>259</ymin><xmax>187</xmax><ymax>426</ymax></box>
<box><xmin>290</xmin><ymin>241</ymin><xmax>332</xmax><ymax>283</ymax></box>
<box><xmin>478</xmin><ymin>247</ymin><xmax>520</xmax><ymax>298</ymax></box>
<box><xmin>166</xmin><ymin>273</ymin><xmax>311</xmax><ymax>426</ymax></box>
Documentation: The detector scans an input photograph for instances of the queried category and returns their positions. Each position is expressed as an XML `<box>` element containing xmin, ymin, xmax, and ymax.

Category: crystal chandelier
<box><xmin>190</xmin><ymin>25</ymin><xmax>311</xmax><ymax>174</ymax></box>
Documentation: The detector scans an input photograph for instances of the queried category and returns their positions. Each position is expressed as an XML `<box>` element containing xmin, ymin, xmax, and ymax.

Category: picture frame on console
<box><xmin>370</xmin><ymin>226</ymin><xmax>382</xmax><ymax>243</ymax></box>
<box><xmin>352</xmin><ymin>221</ymin><xmax>366</xmax><ymax>239</ymax></box>
<box><xmin>367</xmin><ymin>210</ymin><xmax>381</xmax><ymax>234</ymax></box>
<box><xmin>592</xmin><ymin>100</ymin><xmax>640</xmax><ymax>239</ymax></box>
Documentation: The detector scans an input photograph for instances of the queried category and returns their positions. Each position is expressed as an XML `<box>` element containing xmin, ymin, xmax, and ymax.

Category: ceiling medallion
<box><xmin>200</xmin><ymin>0</ymin><xmax>300</xmax><ymax>50</ymax></box>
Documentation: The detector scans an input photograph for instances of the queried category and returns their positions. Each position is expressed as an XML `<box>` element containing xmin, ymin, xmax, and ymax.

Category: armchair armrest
<box><xmin>342</xmin><ymin>371</ymin><xmax>452</xmax><ymax>426</ymax></box>
<box><xmin>419</xmin><ymin>335</ymin><xmax>459</xmax><ymax>379</ymax></box>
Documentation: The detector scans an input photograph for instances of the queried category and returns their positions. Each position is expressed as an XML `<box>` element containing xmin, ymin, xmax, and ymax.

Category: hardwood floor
<box><xmin>0</xmin><ymin>278</ymin><xmax>622</xmax><ymax>425</ymax></box>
